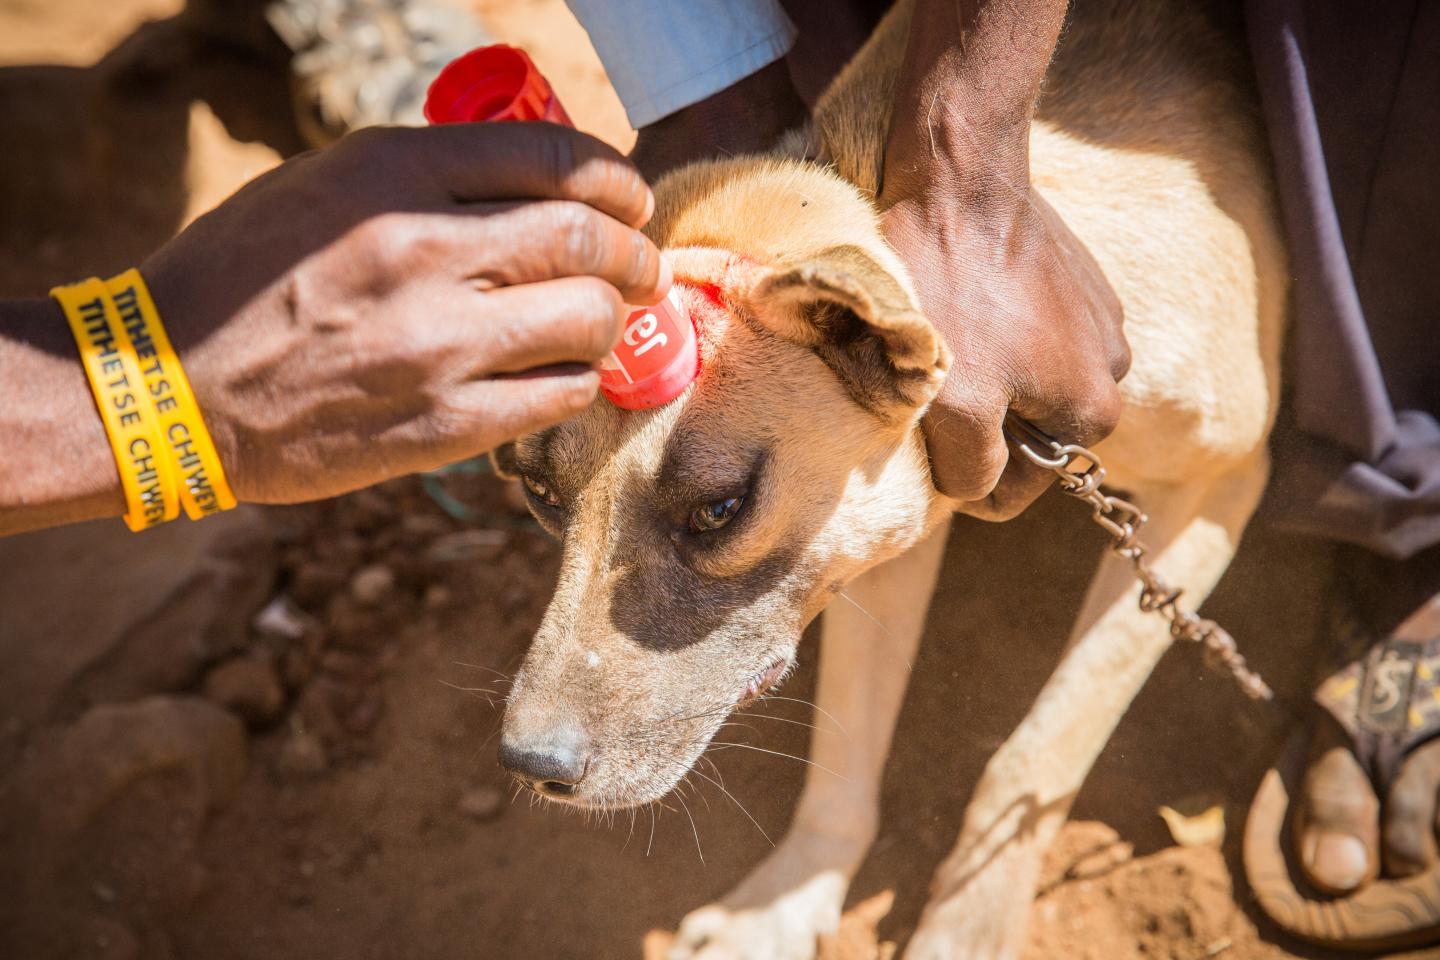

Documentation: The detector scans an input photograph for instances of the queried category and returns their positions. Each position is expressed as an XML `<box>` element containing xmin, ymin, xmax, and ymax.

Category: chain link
<box><xmin>1004</xmin><ymin>416</ymin><xmax>1273</xmax><ymax>702</ymax></box>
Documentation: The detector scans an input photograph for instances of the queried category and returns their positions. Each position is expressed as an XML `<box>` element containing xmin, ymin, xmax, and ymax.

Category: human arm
<box><xmin>880</xmin><ymin>0</ymin><xmax>1129</xmax><ymax>518</ymax></box>
<box><xmin>0</xmin><ymin>123</ymin><xmax>667</xmax><ymax>537</ymax></box>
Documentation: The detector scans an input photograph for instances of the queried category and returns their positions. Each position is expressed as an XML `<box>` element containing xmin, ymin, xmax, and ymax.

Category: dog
<box><xmin>492</xmin><ymin>0</ymin><xmax>1286</xmax><ymax>956</ymax></box>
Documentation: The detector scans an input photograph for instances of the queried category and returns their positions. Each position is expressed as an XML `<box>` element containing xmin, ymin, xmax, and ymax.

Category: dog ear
<box><xmin>747</xmin><ymin>244</ymin><xmax>949</xmax><ymax>419</ymax></box>
<box><xmin>489</xmin><ymin>442</ymin><xmax>519</xmax><ymax>479</ymax></box>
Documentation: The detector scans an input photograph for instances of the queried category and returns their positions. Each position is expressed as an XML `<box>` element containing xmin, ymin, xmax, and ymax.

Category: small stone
<box><xmin>317</xmin><ymin>532</ymin><xmax>366</xmax><ymax>568</ymax></box>
<box><xmin>292</xmin><ymin>684</ymin><xmax>343</xmax><ymax>743</ymax></box>
<box><xmin>344</xmin><ymin>489</ymin><xmax>396</xmax><ymax>531</ymax></box>
<box><xmin>320</xmin><ymin>649</ymin><xmax>373</xmax><ymax>681</ymax></box>
<box><xmin>343</xmin><ymin>696</ymin><xmax>382</xmax><ymax>735</ymax></box>
<box><xmin>281</xmin><ymin>647</ymin><xmax>314</xmax><ymax>690</ymax></box>
<box><xmin>298</xmin><ymin>860</ymin><xmax>317</xmax><ymax>879</ymax></box>
<box><xmin>275</xmin><ymin>730</ymin><xmax>328</xmax><ymax>779</ymax></box>
<box><xmin>424</xmin><ymin>529</ymin><xmax>508</xmax><ymax>564</ymax></box>
<box><xmin>349</xmin><ymin>564</ymin><xmax>396</xmax><ymax>605</ymax></box>
<box><xmin>457</xmin><ymin>786</ymin><xmax>504</xmax><ymax>821</ymax></box>
<box><xmin>92</xmin><ymin>881</ymin><xmax>118</xmax><ymax>904</ymax></box>
<box><xmin>326</xmin><ymin>594</ymin><xmax>376</xmax><ymax>649</ymax></box>
<box><xmin>371</xmin><ymin>528</ymin><xmax>404</xmax><ymax>554</ymax></box>
<box><xmin>252</xmin><ymin>595</ymin><xmax>315</xmax><ymax>641</ymax></box>
<box><xmin>203</xmin><ymin>655</ymin><xmax>285</xmax><ymax>725</ymax></box>
<box><xmin>400</xmin><ymin>514</ymin><xmax>452</xmax><ymax>540</ymax></box>
<box><xmin>423</xmin><ymin>584</ymin><xmax>452</xmax><ymax>610</ymax></box>
<box><xmin>291</xmin><ymin>562</ymin><xmax>347</xmax><ymax>607</ymax></box>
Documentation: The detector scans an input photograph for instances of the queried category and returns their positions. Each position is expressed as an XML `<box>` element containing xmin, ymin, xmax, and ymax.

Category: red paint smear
<box><xmin>693</xmin><ymin>281</ymin><xmax>726</xmax><ymax>312</ymax></box>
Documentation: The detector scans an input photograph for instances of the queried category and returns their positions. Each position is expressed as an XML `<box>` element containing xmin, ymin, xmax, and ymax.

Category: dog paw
<box><xmin>900</xmin><ymin>844</ymin><xmax>1040</xmax><ymax>960</ymax></box>
<box><xmin>667</xmin><ymin>895</ymin><xmax>839</xmax><ymax>960</ymax></box>
<box><xmin>666</xmin><ymin>866</ymin><xmax>849</xmax><ymax>960</ymax></box>
<box><xmin>903</xmin><ymin>906</ymin><xmax>1019</xmax><ymax>960</ymax></box>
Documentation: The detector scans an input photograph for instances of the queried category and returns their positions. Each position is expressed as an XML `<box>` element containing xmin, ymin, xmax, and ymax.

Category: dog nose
<box><xmin>498</xmin><ymin>728</ymin><xmax>589</xmax><ymax>797</ymax></box>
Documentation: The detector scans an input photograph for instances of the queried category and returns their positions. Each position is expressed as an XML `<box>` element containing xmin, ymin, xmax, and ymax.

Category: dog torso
<box><xmin>791</xmin><ymin>0</ymin><xmax>1286</xmax><ymax>489</ymax></box>
<box><xmin>503</xmin><ymin>3</ymin><xmax>1288</xmax><ymax>956</ymax></box>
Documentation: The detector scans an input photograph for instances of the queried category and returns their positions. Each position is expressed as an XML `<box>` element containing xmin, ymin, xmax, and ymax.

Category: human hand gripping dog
<box><xmin>0</xmin><ymin>122</ymin><xmax>669</xmax><ymax>537</ymax></box>
<box><xmin>878</xmin><ymin>0</ymin><xmax>1131</xmax><ymax>520</ymax></box>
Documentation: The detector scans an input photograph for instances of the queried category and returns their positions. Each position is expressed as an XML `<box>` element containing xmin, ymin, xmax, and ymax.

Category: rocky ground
<box><xmin>0</xmin><ymin>2</ymin><xmax>1376</xmax><ymax>958</ymax></box>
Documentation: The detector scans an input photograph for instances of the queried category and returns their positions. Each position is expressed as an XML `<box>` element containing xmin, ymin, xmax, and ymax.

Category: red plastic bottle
<box><xmin>424</xmin><ymin>45</ymin><xmax>699</xmax><ymax>410</ymax></box>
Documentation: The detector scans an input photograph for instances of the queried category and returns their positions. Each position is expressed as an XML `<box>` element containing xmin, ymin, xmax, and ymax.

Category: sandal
<box><xmin>1245</xmin><ymin>629</ymin><xmax>1440</xmax><ymax>951</ymax></box>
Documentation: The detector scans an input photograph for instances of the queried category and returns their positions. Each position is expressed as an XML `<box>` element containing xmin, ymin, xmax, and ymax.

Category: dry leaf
<box><xmin>1158</xmin><ymin>793</ymin><xmax>1226</xmax><ymax>847</ymax></box>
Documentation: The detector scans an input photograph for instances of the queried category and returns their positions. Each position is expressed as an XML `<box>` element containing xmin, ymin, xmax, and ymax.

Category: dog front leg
<box><xmin>669</xmin><ymin>520</ymin><xmax>952</xmax><ymax>960</ymax></box>
<box><xmin>904</xmin><ymin>459</ymin><xmax>1268</xmax><ymax>960</ymax></box>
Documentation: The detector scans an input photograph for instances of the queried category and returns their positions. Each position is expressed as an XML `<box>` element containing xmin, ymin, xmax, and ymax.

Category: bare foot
<box><xmin>1296</xmin><ymin>593</ymin><xmax>1440</xmax><ymax>894</ymax></box>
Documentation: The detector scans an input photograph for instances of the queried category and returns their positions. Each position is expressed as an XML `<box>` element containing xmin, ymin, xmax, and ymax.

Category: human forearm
<box><xmin>3</xmin><ymin>124</ymin><xmax>667</xmax><ymax>539</ymax></box>
<box><xmin>0</xmin><ymin>298</ymin><xmax>125</xmax><ymax>536</ymax></box>
<box><xmin>880</xmin><ymin>0</ymin><xmax>1129</xmax><ymax>516</ymax></box>
<box><xmin>887</xmin><ymin>0</ymin><xmax>1070</xmax><ymax>202</ymax></box>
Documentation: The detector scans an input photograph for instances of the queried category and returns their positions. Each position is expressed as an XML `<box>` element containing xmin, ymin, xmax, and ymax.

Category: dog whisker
<box><xmin>449</xmin><ymin>661</ymin><xmax>513</xmax><ymax>682</ymax></box>
<box><xmin>478</xmin><ymin>718</ymin><xmax>505</xmax><ymax>750</ymax></box>
<box><xmin>717</xmin><ymin>721</ymin><xmax>759</xmax><ymax>737</ymax></box>
<box><xmin>708</xmin><ymin>741</ymin><xmax>850</xmax><ymax>782</ymax></box>
<box><xmin>754</xmin><ymin>695</ymin><xmax>851</xmax><ymax>739</ymax></box>
<box><xmin>835</xmin><ymin>591</ymin><xmax>914</xmax><ymax>672</ymax></box>
<box><xmin>678</xmin><ymin>762</ymin><xmax>774</xmax><ymax>848</ymax></box>
<box><xmin>740</xmin><ymin>710</ymin><xmax>839</xmax><ymax>739</ymax></box>
<box><xmin>622</xmin><ymin>807</ymin><xmax>638</xmax><ymax>853</ymax></box>
<box><xmin>676</xmin><ymin>789</ymin><xmax>705</xmax><ymax>865</ymax></box>
<box><xmin>700</xmin><ymin>754</ymin><xmax>727</xmax><ymax>793</ymax></box>
<box><xmin>436</xmin><ymin>678</ymin><xmax>499</xmax><ymax>708</ymax></box>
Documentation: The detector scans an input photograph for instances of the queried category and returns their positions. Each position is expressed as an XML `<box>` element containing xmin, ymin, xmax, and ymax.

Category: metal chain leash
<box><xmin>1003</xmin><ymin>415</ymin><xmax>1274</xmax><ymax>702</ymax></box>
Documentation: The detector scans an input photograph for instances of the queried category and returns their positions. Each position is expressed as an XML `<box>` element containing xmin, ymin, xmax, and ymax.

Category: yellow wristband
<box><xmin>51</xmin><ymin>278</ymin><xmax>180</xmax><ymax>531</ymax></box>
<box><xmin>105</xmin><ymin>269</ymin><xmax>237</xmax><ymax>519</ymax></box>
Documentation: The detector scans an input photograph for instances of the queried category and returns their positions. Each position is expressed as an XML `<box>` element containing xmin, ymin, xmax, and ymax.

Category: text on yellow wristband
<box><xmin>107</xmin><ymin>271</ymin><xmax>236</xmax><ymax>518</ymax></box>
<box><xmin>52</xmin><ymin>281</ymin><xmax>180</xmax><ymax>530</ymax></box>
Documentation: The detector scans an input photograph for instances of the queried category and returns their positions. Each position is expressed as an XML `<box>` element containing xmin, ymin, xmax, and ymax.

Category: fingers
<box><xmin>413</xmin><ymin>123</ymin><xmax>655</xmax><ymax>228</ymax></box>
<box><xmin>459</xmin><ymin>200</ymin><xmax>669</xmax><ymax>305</ymax></box>
<box><xmin>959</xmin><ymin>454</ymin><xmax>1064</xmax><ymax>522</ymax></box>
<box><xmin>967</xmin><ymin>374</ymin><xmax>1124</xmax><ymax>520</ymax></box>
<box><xmin>446</xmin><ymin>276</ymin><xmax>627</xmax><ymax>374</ymax></box>
<box><xmin>1296</xmin><ymin>726</ymin><xmax>1381</xmax><ymax>894</ymax></box>
<box><xmin>922</xmin><ymin>369</ymin><xmax>1122</xmax><ymax>521</ymax></box>
<box><xmin>1383</xmin><ymin>738</ymin><xmax>1440</xmax><ymax>877</ymax></box>
<box><xmin>921</xmin><ymin>377</ymin><xmax>1010</xmax><ymax>506</ymax></box>
<box><xmin>429</xmin><ymin>368</ymin><xmax>602</xmax><ymax>465</ymax></box>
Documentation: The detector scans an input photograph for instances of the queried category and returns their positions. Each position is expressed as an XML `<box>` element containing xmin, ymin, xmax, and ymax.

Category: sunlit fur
<box><xmin>500</xmin><ymin>0</ymin><xmax>1284</xmax><ymax>825</ymax></box>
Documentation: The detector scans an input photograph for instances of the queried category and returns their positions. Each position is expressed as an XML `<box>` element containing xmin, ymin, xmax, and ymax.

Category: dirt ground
<box><xmin>0</xmin><ymin>1</ymin><xmax>1392</xmax><ymax>958</ymax></box>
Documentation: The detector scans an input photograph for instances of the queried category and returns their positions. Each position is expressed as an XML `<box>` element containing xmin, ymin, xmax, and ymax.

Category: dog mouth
<box><xmin>529</xmin><ymin>657</ymin><xmax>792</xmax><ymax>811</ymax></box>
<box><xmin>736</xmin><ymin>657</ymin><xmax>790</xmax><ymax>708</ymax></box>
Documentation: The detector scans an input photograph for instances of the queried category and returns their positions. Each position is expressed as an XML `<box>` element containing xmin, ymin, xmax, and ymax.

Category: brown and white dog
<box><xmin>494</xmin><ymin>0</ymin><xmax>1287</xmax><ymax>956</ymax></box>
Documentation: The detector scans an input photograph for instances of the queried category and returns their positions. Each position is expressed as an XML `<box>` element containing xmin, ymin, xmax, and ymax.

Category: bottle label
<box><xmin>599</xmin><ymin>288</ymin><xmax>690</xmax><ymax>388</ymax></box>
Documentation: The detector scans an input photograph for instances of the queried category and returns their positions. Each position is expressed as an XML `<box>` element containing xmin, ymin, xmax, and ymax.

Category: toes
<box><xmin>1297</xmin><ymin>730</ymin><xmax>1381</xmax><ymax>894</ymax></box>
<box><xmin>668</xmin><ymin>908</ymin><xmax>728</xmax><ymax>960</ymax></box>
<box><xmin>1384</xmin><ymin>738</ymin><xmax>1440</xmax><ymax>877</ymax></box>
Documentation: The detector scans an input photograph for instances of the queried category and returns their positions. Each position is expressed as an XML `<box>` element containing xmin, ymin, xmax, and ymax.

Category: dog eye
<box><xmin>689</xmin><ymin>496</ymin><xmax>745</xmax><ymax>533</ymax></box>
<box><xmin>521</xmin><ymin>475</ymin><xmax>561</xmax><ymax>508</ymax></box>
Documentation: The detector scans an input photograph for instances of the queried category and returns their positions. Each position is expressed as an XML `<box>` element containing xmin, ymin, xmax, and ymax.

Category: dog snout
<box><xmin>498</xmin><ymin>726</ymin><xmax>590</xmax><ymax>797</ymax></box>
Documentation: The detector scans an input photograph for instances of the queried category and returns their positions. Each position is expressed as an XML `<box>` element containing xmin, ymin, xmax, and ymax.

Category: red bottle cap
<box><xmin>426</xmin><ymin>45</ymin><xmax>699</xmax><ymax>410</ymax></box>
<box><xmin>598</xmin><ymin>289</ymin><xmax>700</xmax><ymax>410</ymax></box>
<box><xmin>424</xmin><ymin>44</ymin><xmax>572</xmax><ymax>125</ymax></box>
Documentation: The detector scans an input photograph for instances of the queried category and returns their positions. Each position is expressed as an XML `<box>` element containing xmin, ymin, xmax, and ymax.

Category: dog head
<box><xmin>496</xmin><ymin>157</ymin><xmax>951</xmax><ymax>807</ymax></box>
